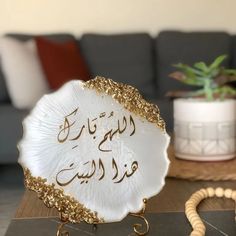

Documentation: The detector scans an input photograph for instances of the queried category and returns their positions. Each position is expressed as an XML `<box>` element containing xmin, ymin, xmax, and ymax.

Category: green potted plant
<box><xmin>168</xmin><ymin>55</ymin><xmax>236</xmax><ymax>161</ymax></box>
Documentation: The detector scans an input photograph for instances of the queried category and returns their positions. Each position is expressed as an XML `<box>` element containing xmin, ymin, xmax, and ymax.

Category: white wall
<box><xmin>0</xmin><ymin>0</ymin><xmax>235</xmax><ymax>36</ymax></box>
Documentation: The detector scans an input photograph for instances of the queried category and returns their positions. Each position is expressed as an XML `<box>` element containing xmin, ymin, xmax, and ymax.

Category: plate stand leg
<box><xmin>56</xmin><ymin>213</ymin><xmax>98</xmax><ymax>236</ymax></box>
<box><xmin>93</xmin><ymin>224</ymin><xmax>98</xmax><ymax>231</ymax></box>
<box><xmin>56</xmin><ymin>213</ymin><xmax>70</xmax><ymax>236</ymax></box>
<box><xmin>130</xmin><ymin>198</ymin><xmax>150</xmax><ymax>235</ymax></box>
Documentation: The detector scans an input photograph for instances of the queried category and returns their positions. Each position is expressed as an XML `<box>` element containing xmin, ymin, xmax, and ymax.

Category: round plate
<box><xmin>18</xmin><ymin>77</ymin><xmax>170</xmax><ymax>224</ymax></box>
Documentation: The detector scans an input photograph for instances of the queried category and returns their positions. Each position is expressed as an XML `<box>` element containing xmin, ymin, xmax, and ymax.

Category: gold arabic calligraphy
<box><xmin>56</xmin><ymin>108</ymin><xmax>138</xmax><ymax>186</ymax></box>
<box><xmin>56</xmin><ymin>158</ymin><xmax>138</xmax><ymax>186</ymax></box>
<box><xmin>57</xmin><ymin>108</ymin><xmax>136</xmax><ymax>152</ymax></box>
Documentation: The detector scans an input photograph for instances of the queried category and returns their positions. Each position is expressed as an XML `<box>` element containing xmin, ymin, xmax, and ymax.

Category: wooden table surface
<box><xmin>15</xmin><ymin>178</ymin><xmax>236</xmax><ymax>219</ymax></box>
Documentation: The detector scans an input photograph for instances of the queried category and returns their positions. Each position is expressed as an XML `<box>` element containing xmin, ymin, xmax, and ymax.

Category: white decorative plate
<box><xmin>18</xmin><ymin>77</ymin><xmax>170</xmax><ymax>224</ymax></box>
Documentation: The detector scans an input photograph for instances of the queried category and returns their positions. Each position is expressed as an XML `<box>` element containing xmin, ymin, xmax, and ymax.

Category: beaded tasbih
<box><xmin>185</xmin><ymin>187</ymin><xmax>236</xmax><ymax>236</ymax></box>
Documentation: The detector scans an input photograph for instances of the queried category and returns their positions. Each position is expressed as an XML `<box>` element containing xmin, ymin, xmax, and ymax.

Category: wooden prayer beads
<box><xmin>185</xmin><ymin>187</ymin><xmax>236</xmax><ymax>236</ymax></box>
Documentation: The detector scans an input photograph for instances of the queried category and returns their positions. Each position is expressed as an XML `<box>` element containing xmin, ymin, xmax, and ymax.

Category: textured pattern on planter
<box><xmin>174</xmin><ymin>120</ymin><xmax>236</xmax><ymax>159</ymax></box>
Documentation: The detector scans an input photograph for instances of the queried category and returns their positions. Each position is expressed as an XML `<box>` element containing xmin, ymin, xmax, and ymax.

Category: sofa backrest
<box><xmin>155</xmin><ymin>31</ymin><xmax>231</xmax><ymax>98</ymax></box>
<box><xmin>0</xmin><ymin>31</ymin><xmax>235</xmax><ymax>103</ymax></box>
<box><xmin>80</xmin><ymin>33</ymin><xmax>156</xmax><ymax>98</ymax></box>
<box><xmin>0</xmin><ymin>33</ymin><xmax>76</xmax><ymax>103</ymax></box>
<box><xmin>230</xmin><ymin>36</ymin><xmax>236</xmax><ymax>88</ymax></box>
<box><xmin>0</xmin><ymin>69</ymin><xmax>9</xmax><ymax>102</ymax></box>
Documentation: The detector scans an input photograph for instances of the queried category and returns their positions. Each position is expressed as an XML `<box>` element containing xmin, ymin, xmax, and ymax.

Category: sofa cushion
<box><xmin>0</xmin><ymin>37</ymin><xmax>50</xmax><ymax>109</ymax></box>
<box><xmin>0</xmin><ymin>105</ymin><xmax>28</xmax><ymax>163</ymax></box>
<box><xmin>36</xmin><ymin>37</ymin><xmax>90</xmax><ymax>89</ymax></box>
<box><xmin>0</xmin><ymin>33</ymin><xmax>76</xmax><ymax>104</ymax></box>
<box><xmin>80</xmin><ymin>33</ymin><xmax>156</xmax><ymax>98</ymax></box>
<box><xmin>155</xmin><ymin>31</ymin><xmax>231</xmax><ymax>98</ymax></box>
<box><xmin>0</xmin><ymin>33</ymin><xmax>75</xmax><ymax>164</ymax></box>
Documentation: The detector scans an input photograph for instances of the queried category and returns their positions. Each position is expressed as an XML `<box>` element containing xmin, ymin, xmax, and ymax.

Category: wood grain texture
<box><xmin>15</xmin><ymin>178</ymin><xmax>236</xmax><ymax>219</ymax></box>
<box><xmin>167</xmin><ymin>145</ymin><xmax>236</xmax><ymax>181</ymax></box>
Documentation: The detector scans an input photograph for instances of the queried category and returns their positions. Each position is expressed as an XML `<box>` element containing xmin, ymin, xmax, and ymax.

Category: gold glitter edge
<box><xmin>84</xmin><ymin>76</ymin><xmax>166</xmax><ymax>131</ymax></box>
<box><xmin>23</xmin><ymin>168</ymin><xmax>104</xmax><ymax>224</ymax></box>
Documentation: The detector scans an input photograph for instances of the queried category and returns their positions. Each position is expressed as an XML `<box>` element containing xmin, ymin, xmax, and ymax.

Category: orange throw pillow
<box><xmin>35</xmin><ymin>37</ymin><xmax>90</xmax><ymax>89</ymax></box>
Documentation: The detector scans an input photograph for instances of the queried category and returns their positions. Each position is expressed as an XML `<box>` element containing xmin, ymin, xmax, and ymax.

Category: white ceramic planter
<box><xmin>174</xmin><ymin>98</ymin><xmax>236</xmax><ymax>161</ymax></box>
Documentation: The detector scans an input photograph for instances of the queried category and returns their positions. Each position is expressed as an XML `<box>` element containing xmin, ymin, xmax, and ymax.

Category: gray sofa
<box><xmin>0</xmin><ymin>31</ymin><xmax>234</xmax><ymax>164</ymax></box>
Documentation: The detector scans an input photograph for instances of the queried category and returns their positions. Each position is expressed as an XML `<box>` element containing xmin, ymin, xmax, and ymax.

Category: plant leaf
<box><xmin>222</xmin><ymin>69</ymin><xmax>236</xmax><ymax>75</ymax></box>
<box><xmin>211</xmin><ymin>86</ymin><xmax>236</xmax><ymax>100</ymax></box>
<box><xmin>173</xmin><ymin>63</ymin><xmax>203</xmax><ymax>76</ymax></box>
<box><xmin>186</xmin><ymin>90</ymin><xmax>206</xmax><ymax>97</ymax></box>
<box><xmin>169</xmin><ymin>71</ymin><xmax>204</xmax><ymax>86</ymax></box>
<box><xmin>166</xmin><ymin>89</ymin><xmax>205</xmax><ymax>98</ymax></box>
<box><xmin>209</xmin><ymin>54</ymin><xmax>227</xmax><ymax>70</ymax></box>
<box><xmin>218</xmin><ymin>86</ymin><xmax>236</xmax><ymax>95</ymax></box>
<box><xmin>214</xmin><ymin>75</ymin><xmax>236</xmax><ymax>86</ymax></box>
<box><xmin>168</xmin><ymin>71</ymin><xmax>186</xmax><ymax>80</ymax></box>
<box><xmin>194</xmin><ymin>62</ymin><xmax>209</xmax><ymax>72</ymax></box>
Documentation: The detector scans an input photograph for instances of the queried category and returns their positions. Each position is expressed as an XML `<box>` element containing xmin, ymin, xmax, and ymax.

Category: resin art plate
<box><xmin>18</xmin><ymin>77</ymin><xmax>170</xmax><ymax>224</ymax></box>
